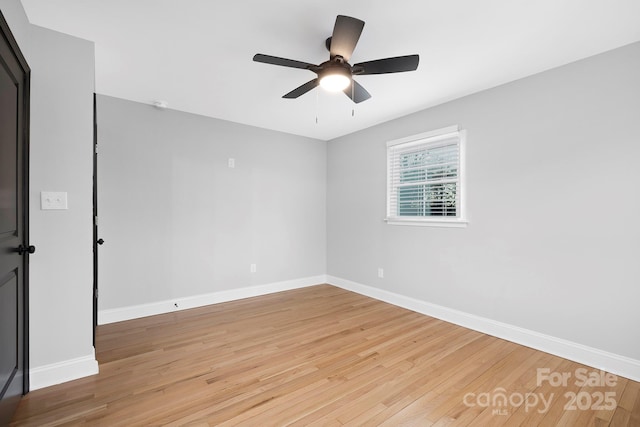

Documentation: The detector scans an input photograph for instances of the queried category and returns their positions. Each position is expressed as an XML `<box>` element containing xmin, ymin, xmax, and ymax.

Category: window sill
<box><xmin>384</xmin><ymin>217</ymin><xmax>468</xmax><ymax>228</ymax></box>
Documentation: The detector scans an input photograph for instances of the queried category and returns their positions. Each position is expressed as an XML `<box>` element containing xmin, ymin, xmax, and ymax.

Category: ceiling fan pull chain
<box><xmin>352</xmin><ymin>83</ymin><xmax>355</xmax><ymax>117</ymax></box>
<box><xmin>315</xmin><ymin>90</ymin><xmax>319</xmax><ymax>124</ymax></box>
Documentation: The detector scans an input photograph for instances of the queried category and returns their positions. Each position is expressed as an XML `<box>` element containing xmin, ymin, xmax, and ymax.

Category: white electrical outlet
<box><xmin>228</xmin><ymin>158</ymin><xmax>235</xmax><ymax>168</ymax></box>
<box><xmin>250</xmin><ymin>264</ymin><xmax>257</xmax><ymax>273</ymax></box>
<box><xmin>378</xmin><ymin>268</ymin><xmax>384</xmax><ymax>278</ymax></box>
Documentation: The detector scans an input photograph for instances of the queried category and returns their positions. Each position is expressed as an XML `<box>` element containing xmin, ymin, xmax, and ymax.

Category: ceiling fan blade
<box><xmin>353</xmin><ymin>54</ymin><xmax>420</xmax><ymax>75</ymax></box>
<box><xmin>343</xmin><ymin>80</ymin><xmax>371</xmax><ymax>104</ymax></box>
<box><xmin>283</xmin><ymin>79</ymin><xmax>319</xmax><ymax>99</ymax></box>
<box><xmin>253</xmin><ymin>54</ymin><xmax>318</xmax><ymax>70</ymax></box>
<box><xmin>330</xmin><ymin>15</ymin><xmax>365</xmax><ymax>61</ymax></box>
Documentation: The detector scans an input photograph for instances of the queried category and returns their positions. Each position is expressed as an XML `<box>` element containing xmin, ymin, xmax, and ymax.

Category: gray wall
<box><xmin>1</xmin><ymin>1</ymin><xmax>96</xmax><ymax>376</ymax></box>
<box><xmin>327</xmin><ymin>42</ymin><xmax>640</xmax><ymax>360</ymax></box>
<box><xmin>28</xmin><ymin>25</ymin><xmax>95</xmax><ymax>370</ymax></box>
<box><xmin>96</xmin><ymin>96</ymin><xmax>326</xmax><ymax>310</ymax></box>
<box><xmin>0</xmin><ymin>0</ymin><xmax>28</xmax><ymax>55</ymax></box>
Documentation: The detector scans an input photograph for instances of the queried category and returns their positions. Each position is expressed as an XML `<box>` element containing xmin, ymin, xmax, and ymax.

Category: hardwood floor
<box><xmin>10</xmin><ymin>285</ymin><xmax>640</xmax><ymax>426</ymax></box>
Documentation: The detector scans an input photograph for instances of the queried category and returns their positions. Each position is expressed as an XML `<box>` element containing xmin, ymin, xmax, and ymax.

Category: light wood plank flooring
<box><xmin>11</xmin><ymin>285</ymin><xmax>640</xmax><ymax>426</ymax></box>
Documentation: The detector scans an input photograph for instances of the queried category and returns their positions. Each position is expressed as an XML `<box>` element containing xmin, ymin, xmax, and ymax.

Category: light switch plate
<box><xmin>41</xmin><ymin>191</ymin><xmax>68</xmax><ymax>210</ymax></box>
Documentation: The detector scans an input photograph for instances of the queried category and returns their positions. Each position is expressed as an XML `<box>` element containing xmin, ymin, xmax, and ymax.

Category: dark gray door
<box><xmin>0</xmin><ymin>10</ymin><xmax>30</xmax><ymax>425</ymax></box>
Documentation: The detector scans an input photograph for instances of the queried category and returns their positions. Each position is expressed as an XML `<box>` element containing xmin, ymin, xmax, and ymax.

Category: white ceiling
<box><xmin>20</xmin><ymin>0</ymin><xmax>640</xmax><ymax>141</ymax></box>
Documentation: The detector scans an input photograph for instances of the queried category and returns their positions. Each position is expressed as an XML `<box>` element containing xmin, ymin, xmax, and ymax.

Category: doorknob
<box><xmin>97</xmin><ymin>238</ymin><xmax>104</xmax><ymax>245</ymax></box>
<box><xmin>17</xmin><ymin>244</ymin><xmax>36</xmax><ymax>255</ymax></box>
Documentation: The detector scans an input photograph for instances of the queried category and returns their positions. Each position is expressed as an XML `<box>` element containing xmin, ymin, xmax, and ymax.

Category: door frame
<box><xmin>92</xmin><ymin>93</ymin><xmax>98</xmax><ymax>345</ymax></box>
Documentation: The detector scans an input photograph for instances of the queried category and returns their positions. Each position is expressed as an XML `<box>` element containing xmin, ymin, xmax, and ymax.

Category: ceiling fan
<box><xmin>253</xmin><ymin>15</ymin><xmax>420</xmax><ymax>104</ymax></box>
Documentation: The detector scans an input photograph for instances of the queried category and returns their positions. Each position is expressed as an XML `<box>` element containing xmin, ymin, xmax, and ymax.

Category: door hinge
<box><xmin>95</xmin><ymin>216</ymin><xmax>98</xmax><ymax>226</ymax></box>
<box><xmin>95</xmin><ymin>144</ymin><xmax>98</xmax><ymax>154</ymax></box>
<box><xmin>95</xmin><ymin>288</ymin><xmax>99</xmax><ymax>299</ymax></box>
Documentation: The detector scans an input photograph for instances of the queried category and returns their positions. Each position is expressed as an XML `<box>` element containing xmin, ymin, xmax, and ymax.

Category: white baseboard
<box><xmin>327</xmin><ymin>275</ymin><xmax>640</xmax><ymax>383</ymax></box>
<box><xmin>98</xmin><ymin>275</ymin><xmax>328</xmax><ymax>325</ymax></box>
<box><xmin>30</xmin><ymin>352</ymin><xmax>99</xmax><ymax>391</ymax></box>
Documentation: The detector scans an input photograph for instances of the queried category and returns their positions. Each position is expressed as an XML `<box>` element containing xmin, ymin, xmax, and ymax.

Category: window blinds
<box><xmin>387</xmin><ymin>131</ymin><xmax>461</xmax><ymax>219</ymax></box>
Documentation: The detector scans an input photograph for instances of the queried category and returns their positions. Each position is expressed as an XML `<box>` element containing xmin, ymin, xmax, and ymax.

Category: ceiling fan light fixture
<box><xmin>319</xmin><ymin>67</ymin><xmax>351</xmax><ymax>92</ymax></box>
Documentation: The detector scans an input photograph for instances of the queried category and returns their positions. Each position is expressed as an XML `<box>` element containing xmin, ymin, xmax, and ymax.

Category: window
<box><xmin>386</xmin><ymin>126</ymin><xmax>467</xmax><ymax>227</ymax></box>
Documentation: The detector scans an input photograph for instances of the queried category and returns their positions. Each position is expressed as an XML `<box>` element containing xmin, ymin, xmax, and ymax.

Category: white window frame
<box><xmin>385</xmin><ymin>125</ymin><xmax>467</xmax><ymax>228</ymax></box>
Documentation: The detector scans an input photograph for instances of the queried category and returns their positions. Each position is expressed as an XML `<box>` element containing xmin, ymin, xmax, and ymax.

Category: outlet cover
<box><xmin>41</xmin><ymin>191</ymin><xmax>68</xmax><ymax>210</ymax></box>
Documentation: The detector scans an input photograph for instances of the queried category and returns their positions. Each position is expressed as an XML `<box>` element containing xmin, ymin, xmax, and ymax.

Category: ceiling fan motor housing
<box><xmin>319</xmin><ymin>58</ymin><xmax>351</xmax><ymax>77</ymax></box>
